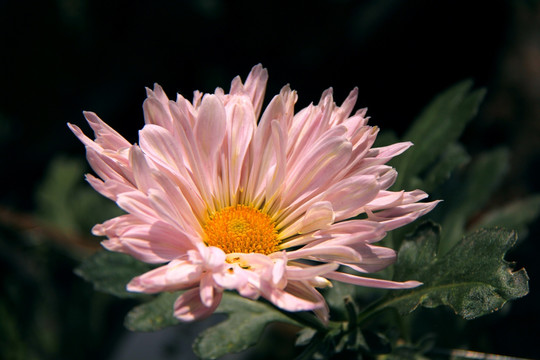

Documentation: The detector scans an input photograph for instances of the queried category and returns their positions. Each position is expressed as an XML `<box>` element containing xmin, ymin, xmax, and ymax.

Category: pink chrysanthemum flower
<box><xmin>70</xmin><ymin>65</ymin><xmax>438</xmax><ymax>323</ymax></box>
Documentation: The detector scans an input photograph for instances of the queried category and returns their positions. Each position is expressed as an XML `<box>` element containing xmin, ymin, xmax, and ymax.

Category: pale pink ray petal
<box><xmin>263</xmin><ymin>120</ymin><xmax>287</xmax><ymax>208</ymax></box>
<box><xmin>246</xmin><ymin>95</ymin><xmax>283</xmax><ymax>202</ymax></box>
<box><xmin>212</xmin><ymin>263</ymin><xmax>250</xmax><ymax>290</ymax></box>
<box><xmin>164</xmin><ymin>259</ymin><xmax>203</xmax><ymax>285</ymax></box>
<box><xmin>286</xmin><ymin>262</ymin><xmax>339</xmax><ymax>280</ymax></box>
<box><xmin>116</xmin><ymin>191</ymin><xmax>158</xmax><ymax>221</ymax></box>
<box><xmin>82</xmin><ymin>111</ymin><xmax>131</xmax><ymax>150</ymax></box>
<box><xmin>129</xmin><ymin>145</ymin><xmax>155</xmax><ymax>193</ymax></box>
<box><xmin>139</xmin><ymin>124</ymin><xmax>190</xmax><ymax>179</ymax></box>
<box><xmin>283</xmin><ymin>136</ymin><xmax>352</xmax><ymax>207</ymax></box>
<box><xmin>297</xmin><ymin>220</ymin><xmax>387</xmax><ymax>250</ymax></box>
<box><xmin>278</xmin><ymin>201</ymin><xmax>334</xmax><ymax>239</ymax></box>
<box><xmin>224</xmin><ymin>95</ymin><xmax>256</xmax><ymax>200</ymax></box>
<box><xmin>343</xmin><ymin>244</ymin><xmax>397</xmax><ymax>273</ymax></box>
<box><xmin>243</xmin><ymin>64</ymin><xmax>269</xmax><ymax>118</ymax></box>
<box><xmin>194</xmin><ymin>94</ymin><xmax>226</xmax><ymax>178</ymax></box>
<box><xmin>168</xmin><ymin>100</ymin><xmax>214</xmax><ymax>208</ymax></box>
<box><xmin>199</xmin><ymin>274</ymin><xmax>215</xmax><ymax>307</ymax></box>
<box><xmin>174</xmin><ymin>287</ymin><xmax>223</xmax><ymax>321</ymax></box>
<box><xmin>286</xmin><ymin>245</ymin><xmax>362</xmax><ymax>263</ymax></box>
<box><xmin>117</xmin><ymin>223</ymin><xmax>195</xmax><ymax>263</ymax></box>
<box><xmin>325</xmin><ymin>271</ymin><xmax>422</xmax><ymax>289</ymax></box>
<box><xmin>298</xmin><ymin>201</ymin><xmax>335</xmax><ymax>234</ymax></box>
<box><xmin>284</xmin><ymin>281</ymin><xmax>329</xmax><ymax>323</ymax></box>
<box><xmin>68</xmin><ymin>123</ymin><xmax>102</xmax><ymax>151</ymax></box>
<box><xmin>84</xmin><ymin>147</ymin><xmax>134</xmax><ymax>185</ymax></box>
<box><xmin>369</xmin><ymin>200</ymin><xmax>441</xmax><ymax>231</ymax></box>
<box><xmin>368</xmin><ymin>141</ymin><xmax>413</xmax><ymax>162</ymax></box>
<box><xmin>143</xmin><ymin>95</ymin><xmax>173</xmax><ymax>130</ymax></box>
<box><xmin>321</xmin><ymin>175</ymin><xmax>380</xmax><ymax>222</ymax></box>
<box><xmin>148</xmin><ymin>171</ymin><xmax>205</xmax><ymax>234</ymax></box>
<box><xmin>275</xmin><ymin>174</ymin><xmax>378</xmax><ymax>235</ymax></box>
<box><xmin>127</xmin><ymin>262</ymin><xmax>200</xmax><ymax>294</ymax></box>
<box><xmin>330</xmin><ymin>87</ymin><xmax>359</xmax><ymax>126</ymax></box>
<box><xmin>365</xmin><ymin>189</ymin><xmax>428</xmax><ymax>212</ymax></box>
<box><xmin>262</xmin><ymin>286</ymin><xmax>324</xmax><ymax>312</ymax></box>
<box><xmin>146</xmin><ymin>83</ymin><xmax>170</xmax><ymax>106</ymax></box>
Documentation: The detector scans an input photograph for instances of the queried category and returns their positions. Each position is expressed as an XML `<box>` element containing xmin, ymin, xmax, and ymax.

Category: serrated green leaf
<box><xmin>75</xmin><ymin>251</ymin><xmax>151</xmax><ymax>298</ymax></box>
<box><xmin>439</xmin><ymin>148</ymin><xmax>509</xmax><ymax>254</ymax></box>
<box><xmin>124</xmin><ymin>292</ymin><xmax>181</xmax><ymax>331</ymax></box>
<box><xmin>193</xmin><ymin>292</ymin><xmax>300</xmax><ymax>359</ymax></box>
<box><xmin>383</xmin><ymin>222</ymin><xmax>528</xmax><ymax>320</ymax></box>
<box><xmin>471</xmin><ymin>195</ymin><xmax>540</xmax><ymax>238</ymax></box>
<box><xmin>394</xmin><ymin>81</ymin><xmax>485</xmax><ymax>189</ymax></box>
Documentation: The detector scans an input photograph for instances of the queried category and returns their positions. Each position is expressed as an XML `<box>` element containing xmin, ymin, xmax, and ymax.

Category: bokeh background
<box><xmin>1</xmin><ymin>0</ymin><xmax>539</xmax><ymax>359</ymax></box>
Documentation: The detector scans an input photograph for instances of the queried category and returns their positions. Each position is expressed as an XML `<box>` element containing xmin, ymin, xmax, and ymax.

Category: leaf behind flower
<box><xmin>75</xmin><ymin>250</ymin><xmax>151</xmax><ymax>299</ymax></box>
<box><xmin>193</xmin><ymin>292</ymin><xmax>300</xmax><ymax>360</ymax></box>
<box><xmin>382</xmin><ymin>222</ymin><xmax>528</xmax><ymax>319</ymax></box>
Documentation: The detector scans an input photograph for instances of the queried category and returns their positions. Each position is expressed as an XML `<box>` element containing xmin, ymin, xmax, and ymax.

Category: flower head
<box><xmin>70</xmin><ymin>65</ymin><xmax>438</xmax><ymax>322</ymax></box>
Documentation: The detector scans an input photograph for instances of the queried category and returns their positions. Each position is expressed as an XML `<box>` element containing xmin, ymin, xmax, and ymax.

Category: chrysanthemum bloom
<box><xmin>69</xmin><ymin>65</ymin><xmax>438</xmax><ymax>322</ymax></box>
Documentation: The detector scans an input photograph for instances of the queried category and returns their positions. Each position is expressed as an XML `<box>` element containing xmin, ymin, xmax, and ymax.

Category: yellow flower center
<box><xmin>203</xmin><ymin>205</ymin><xmax>279</xmax><ymax>255</ymax></box>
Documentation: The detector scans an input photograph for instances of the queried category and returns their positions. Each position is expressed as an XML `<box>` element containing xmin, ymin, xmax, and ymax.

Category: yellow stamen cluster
<box><xmin>204</xmin><ymin>205</ymin><xmax>279</xmax><ymax>255</ymax></box>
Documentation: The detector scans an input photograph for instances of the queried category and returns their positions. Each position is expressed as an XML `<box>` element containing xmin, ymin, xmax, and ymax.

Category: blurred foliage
<box><xmin>0</xmin><ymin>156</ymin><xmax>129</xmax><ymax>360</ymax></box>
<box><xmin>36</xmin><ymin>157</ymin><xmax>124</xmax><ymax>235</ymax></box>
<box><xmin>75</xmin><ymin>251</ymin><xmax>152</xmax><ymax>299</ymax></box>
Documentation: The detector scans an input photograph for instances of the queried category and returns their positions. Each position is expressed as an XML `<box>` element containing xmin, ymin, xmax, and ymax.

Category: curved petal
<box><xmin>174</xmin><ymin>287</ymin><xmax>223</xmax><ymax>321</ymax></box>
<box><xmin>325</xmin><ymin>271</ymin><xmax>422</xmax><ymax>289</ymax></box>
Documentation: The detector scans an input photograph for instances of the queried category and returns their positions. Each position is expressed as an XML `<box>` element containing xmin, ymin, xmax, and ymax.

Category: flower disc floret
<box><xmin>204</xmin><ymin>205</ymin><xmax>279</xmax><ymax>255</ymax></box>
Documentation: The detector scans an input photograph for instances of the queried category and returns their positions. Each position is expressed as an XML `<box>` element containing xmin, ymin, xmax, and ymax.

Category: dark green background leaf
<box><xmin>383</xmin><ymin>222</ymin><xmax>528</xmax><ymax>319</ymax></box>
<box><xmin>125</xmin><ymin>292</ymin><xmax>181</xmax><ymax>331</ymax></box>
<box><xmin>75</xmin><ymin>251</ymin><xmax>151</xmax><ymax>299</ymax></box>
<box><xmin>193</xmin><ymin>292</ymin><xmax>300</xmax><ymax>360</ymax></box>
<box><xmin>36</xmin><ymin>157</ymin><xmax>123</xmax><ymax>234</ymax></box>
<box><xmin>393</xmin><ymin>80</ymin><xmax>486</xmax><ymax>190</ymax></box>
<box><xmin>438</xmin><ymin>148</ymin><xmax>509</xmax><ymax>254</ymax></box>
<box><xmin>472</xmin><ymin>195</ymin><xmax>540</xmax><ymax>238</ymax></box>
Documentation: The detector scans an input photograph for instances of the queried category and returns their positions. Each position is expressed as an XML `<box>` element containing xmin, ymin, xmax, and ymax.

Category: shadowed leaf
<box><xmin>75</xmin><ymin>251</ymin><xmax>151</xmax><ymax>299</ymax></box>
<box><xmin>193</xmin><ymin>292</ymin><xmax>300</xmax><ymax>359</ymax></box>
<box><xmin>124</xmin><ymin>292</ymin><xmax>181</xmax><ymax>331</ymax></box>
<box><xmin>393</xmin><ymin>80</ymin><xmax>485</xmax><ymax>190</ymax></box>
<box><xmin>384</xmin><ymin>222</ymin><xmax>528</xmax><ymax>319</ymax></box>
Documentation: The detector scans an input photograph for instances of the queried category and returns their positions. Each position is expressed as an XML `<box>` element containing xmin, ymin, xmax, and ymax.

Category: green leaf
<box><xmin>383</xmin><ymin>222</ymin><xmax>528</xmax><ymax>320</ymax></box>
<box><xmin>421</xmin><ymin>143</ymin><xmax>470</xmax><ymax>193</ymax></box>
<box><xmin>439</xmin><ymin>148</ymin><xmax>509</xmax><ymax>254</ymax></box>
<box><xmin>193</xmin><ymin>292</ymin><xmax>300</xmax><ymax>359</ymax></box>
<box><xmin>75</xmin><ymin>251</ymin><xmax>151</xmax><ymax>298</ymax></box>
<box><xmin>471</xmin><ymin>195</ymin><xmax>540</xmax><ymax>238</ymax></box>
<box><xmin>393</xmin><ymin>81</ymin><xmax>485</xmax><ymax>189</ymax></box>
<box><xmin>36</xmin><ymin>157</ymin><xmax>86</xmax><ymax>231</ymax></box>
<box><xmin>125</xmin><ymin>292</ymin><xmax>180</xmax><ymax>331</ymax></box>
<box><xmin>36</xmin><ymin>156</ymin><xmax>123</xmax><ymax>233</ymax></box>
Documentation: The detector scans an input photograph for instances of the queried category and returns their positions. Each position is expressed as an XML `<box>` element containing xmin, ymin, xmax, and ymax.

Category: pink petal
<box><xmin>286</xmin><ymin>263</ymin><xmax>339</xmax><ymax>280</ymax></box>
<box><xmin>325</xmin><ymin>271</ymin><xmax>422</xmax><ymax>289</ymax></box>
<box><xmin>83</xmin><ymin>111</ymin><xmax>131</xmax><ymax>150</ymax></box>
<box><xmin>195</xmin><ymin>94</ymin><xmax>226</xmax><ymax>169</ymax></box>
<box><xmin>369</xmin><ymin>200</ymin><xmax>441</xmax><ymax>231</ymax></box>
<box><xmin>243</xmin><ymin>64</ymin><xmax>269</xmax><ymax>118</ymax></box>
<box><xmin>174</xmin><ymin>287</ymin><xmax>223</xmax><ymax>321</ymax></box>
<box><xmin>298</xmin><ymin>201</ymin><xmax>335</xmax><ymax>234</ymax></box>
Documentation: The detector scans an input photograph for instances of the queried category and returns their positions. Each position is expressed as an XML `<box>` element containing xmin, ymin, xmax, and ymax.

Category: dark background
<box><xmin>1</xmin><ymin>0</ymin><xmax>539</xmax><ymax>359</ymax></box>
